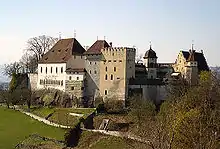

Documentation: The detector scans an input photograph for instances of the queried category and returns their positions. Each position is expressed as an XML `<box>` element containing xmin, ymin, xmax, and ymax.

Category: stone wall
<box><xmin>65</xmin><ymin>80</ymin><xmax>84</xmax><ymax>98</ymax></box>
<box><xmin>28</xmin><ymin>73</ymin><xmax>38</xmax><ymax>90</ymax></box>
<box><xmin>129</xmin><ymin>85</ymin><xmax>167</xmax><ymax>104</ymax></box>
<box><xmin>85</xmin><ymin>54</ymin><xmax>101</xmax><ymax>98</ymax></box>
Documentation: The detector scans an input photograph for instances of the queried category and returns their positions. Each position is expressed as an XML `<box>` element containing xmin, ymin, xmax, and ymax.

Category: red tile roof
<box><xmin>84</xmin><ymin>40</ymin><xmax>110</xmax><ymax>54</ymax></box>
<box><xmin>38</xmin><ymin>38</ymin><xmax>85</xmax><ymax>63</ymax></box>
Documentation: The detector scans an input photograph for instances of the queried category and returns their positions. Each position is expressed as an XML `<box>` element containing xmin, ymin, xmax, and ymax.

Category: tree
<box><xmin>25</xmin><ymin>35</ymin><xmax>58</xmax><ymax>62</ymax></box>
<box><xmin>19</xmin><ymin>52</ymin><xmax>37</xmax><ymax>73</ymax></box>
<box><xmin>136</xmin><ymin>53</ymin><xmax>143</xmax><ymax>63</ymax></box>
<box><xmin>3</xmin><ymin>62</ymin><xmax>22</xmax><ymax>76</ymax></box>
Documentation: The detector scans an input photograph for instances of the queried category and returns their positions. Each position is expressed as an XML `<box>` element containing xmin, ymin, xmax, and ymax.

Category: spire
<box><xmin>149</xmin><ymin>41</ymin><xmax>152</xmax><ymax>50</ymax></box>
<box><xmin>191</xmin><ymin>40</ymin><xmax>194</xmax><ymax>51</ymax></box>
<box><xmin>74</xmin><ymin>29</ymin><xmax>76</xmax><ymax>38</ymax></box>
<box><xmin>59</xmin><ymin>32</ymin><xmax>61</xmax><ymax>40</ymax></box>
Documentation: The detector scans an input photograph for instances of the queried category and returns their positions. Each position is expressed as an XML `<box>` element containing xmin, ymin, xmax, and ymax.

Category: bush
<box><xmin>94</xmin><ymin>96</ymin><xmax>105</xmax><ymax>113</ymax></box>
<box><xmin>104</xmin><ymin>99</ymin><xmax>124</xmax><ymax>114</ymax></box>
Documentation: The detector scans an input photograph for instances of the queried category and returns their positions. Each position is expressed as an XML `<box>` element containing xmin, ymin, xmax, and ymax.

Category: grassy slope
<box><xmin>22</xmin><ymin>106</ymin><xmax>96</xmax><ymax>126</ymax></box>
<box><xmin>75</xmin><ymin>131</ymin><xmax>149</xmax><ymax>149</ymax></box>
<box><xmin>0</xmin><ymin>107</ymin><xmax>65</xmax><ymax>149</ymax></box>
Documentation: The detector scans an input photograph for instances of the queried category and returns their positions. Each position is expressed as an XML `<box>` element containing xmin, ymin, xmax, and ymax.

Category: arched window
<box><xmin>51</xmin><ymin>67</ymin><xmax>53</xmax><ymax>73</ymax></box>
<box><xmin>114</xmin><ymin>67</ymin><xmax>116</xmax><ymax>72</ymax></box>
<box><xmin>56</xmin><ymin>67</ymin><xmax>58</xmax><ymax>73</ymax></box>
<box><xmin>105</xmin><ymin>74</ymin><xmax>108</xmax><ymax>80</ymax></box>
<box><xmin>45</xmin><ymin>67</ymin><xmax>47</xmax><ymax>74</ymax></box>
<box><xmin>105</xmin><ymin>67</ymin><xmax>107</xmax><ymax>72</ymax></box>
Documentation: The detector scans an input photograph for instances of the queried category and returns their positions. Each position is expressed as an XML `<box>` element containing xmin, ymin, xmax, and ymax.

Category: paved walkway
<box><xmin>82</xmin><ymin>128</ymin><xmax>149</xmax><ymax>144</ymax></box>
<box><xmin>21</xmin><ymin>110</ymin><xmax>71</xmax><ymax>129</ymax></box>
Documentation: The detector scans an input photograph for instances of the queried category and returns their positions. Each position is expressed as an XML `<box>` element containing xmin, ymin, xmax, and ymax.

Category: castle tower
<box><xmin>143</xmin><ymin>44</ymin><xmax>158</xmax><ymax>79</ymax></box>
<box><xmin>185</xmin><ymin>48</ymin><xmax>198</xmax><ymax>85</ymax></box>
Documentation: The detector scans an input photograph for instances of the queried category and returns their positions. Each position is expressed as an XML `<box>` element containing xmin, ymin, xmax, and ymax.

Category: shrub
<box><xmin>104</xmin><ymin>99</ymin><xmax>124</xmax><ymax>114</ymax></box>
<box><xmin>94</xmin><ymin>96</ymin><xmax>105</xmax><ymax>113</ymax></box>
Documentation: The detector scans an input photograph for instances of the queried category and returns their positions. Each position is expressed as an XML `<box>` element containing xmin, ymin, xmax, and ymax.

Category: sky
<box><xmin>0</xmin><ymin>0</ymin><xmax>220</xmax><ymax>67</ymax></box>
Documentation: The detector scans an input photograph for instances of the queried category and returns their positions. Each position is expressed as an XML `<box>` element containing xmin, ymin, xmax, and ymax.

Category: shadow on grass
<box><xmin>64</xmin><ymin>123</ymin><xmax>82</xmax><ymax>147</ymax></box>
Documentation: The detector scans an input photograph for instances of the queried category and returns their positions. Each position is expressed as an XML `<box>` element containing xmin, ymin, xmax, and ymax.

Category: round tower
<box><xmin>143</xmin><ymin>44</ymin><xmax>158</xmax><ymax>79</ymax></box>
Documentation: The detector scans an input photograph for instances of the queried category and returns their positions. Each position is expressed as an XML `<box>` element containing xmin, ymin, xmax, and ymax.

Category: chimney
<box><xmin>109</xmin><ymin>42</ymin><xmax>112</xmax><ymax>47</ymax></box>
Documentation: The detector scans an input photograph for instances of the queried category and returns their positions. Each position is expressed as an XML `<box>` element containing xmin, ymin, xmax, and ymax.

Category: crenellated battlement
<box><xmin>101</xmin><ymin>47</ymin><xmax>136</xmax><ymax>55</ymax></box>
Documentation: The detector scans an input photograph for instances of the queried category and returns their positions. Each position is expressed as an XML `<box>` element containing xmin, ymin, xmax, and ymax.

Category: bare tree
<box><xmin>3</xmin><ymin>62</ymin><xmax>22</xmax><ymax>76</ymax></box>
<box><xmin>19</xmin><ymin>52</ymin><xmax>38</xmax><ymax>73</ymax></box>
<box><xmin>136</xmin><ymin>53</ymin><xmax>143</xmax><ymax>63</ymax></box>
<box><xmin>25</xmin><ymin>35</ymin><xmax>58</xmax><ymax>62</ymax></box>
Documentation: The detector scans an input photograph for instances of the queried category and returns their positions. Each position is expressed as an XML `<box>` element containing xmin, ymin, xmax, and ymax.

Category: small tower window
<box><xmin>69</xmin><ymin>76</ymin><xmax>72</xmax><ymax>80</ymax></box>
<box><xmin>71</xmin><ymin>86</ymin><xmax>74</xmax><ymax>90</ymax></box>
<box><xmin>51</xmin><ymin>67</ymin><xmax>53</xmax><ymax>73</ymax></box>
<box><xmin>77</xmin><ymin>77</ymin><xmax>79</xmax><ymax>80</ymax></box>
<box><xmin>114</xmin><ymin>67</ymin><xmax>116</xmax><ymax>72</ymax></box>
<box><xmin>40</xmin><ymin>67</ymin><xmax>42</xmax><ymax>73</ymax></box>
<box><xmin>105</xmin><ymin>67</ymin><xmax>107</xmax><ymax>72</ymax></box>
<box><xmin>56</xmin><ymin>67</ymin><xmax>58</xmax><ymax>73</ymax></box>
<box><xmin>45</xmin><ymin>67</ymin><xmax>47</xmax><ymax>74</ymax></box>
<box><xmin>111</xmin><ymin>74</ymin><xmax>113</xmax><ymax>80</ymax></box>
<box><xmin>105</xmin><ymin>90</ymin><xmax>108</xmax><ymax>95</ymax></box>
<box><xmin>94</xmin><ymin>70</ymin><xmax>97</xmax><ymax>74</ymax></box>
<box><xmin>105</xmin><ymin>74</ymin><xmax>108</xmax><ymax>80</ymax></box>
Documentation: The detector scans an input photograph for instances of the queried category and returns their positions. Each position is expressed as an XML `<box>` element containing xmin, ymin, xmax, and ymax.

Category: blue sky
<box><xmin>0</xmin><ymin>0</ymin><xmax>220</xmax><ymax>66</ymax></box>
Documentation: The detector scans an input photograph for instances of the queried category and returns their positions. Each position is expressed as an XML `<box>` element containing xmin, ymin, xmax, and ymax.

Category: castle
<box><xmin>28</xmin><ymin>38</ymin><xmax>209</xmax><ymax>104</ymax></box>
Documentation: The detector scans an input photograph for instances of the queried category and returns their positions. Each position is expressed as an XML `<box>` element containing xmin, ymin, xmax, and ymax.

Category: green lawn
<box><xmin>0</xmin><ymin>106</ymin><xmax>66</xmax><ymax>149</ymax></box>
<box><xmin>21</xmin><ymin>106</ymin><xmax>96</xmax><ymax>126</ymax></box>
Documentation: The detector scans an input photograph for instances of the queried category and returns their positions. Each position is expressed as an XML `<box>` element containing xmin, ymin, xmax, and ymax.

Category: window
<box><xmin>56</xmin><ymin>67</ymin><xmax>58</xmax><ymax>73</ymax></box>
<box><xmin>94</xmin><ymin>70</ymin><xmax>97</xmax><ymax>74</ymax></box>
<box><xmin>69</xmin><ymin>76</ymin><xmax>72</xmax><ymax>80</ymax></box>
<box><xmin>90</xmin><ymin>70</ymin><xmax>91</xmax><ymax>74</ymax></box>
<box><xmin>51</xmin><ymin>67</ymin><xmax>53</xmax><ymax>73</ymax></box>
<box><xmin>105</xmin><ymin>67</ymin><xmax>107</xmax><ymax>72</ymax></box>
<box><xmin>95</xmin><ymin>62</ymin><xmax>96</xmax><ymax>65</ymax></box>
<box><xmin>90</xmin><ymin>62</ymin><xmax>92</xmax><ymax>65</ymax></box>
<box><xmin>74</xmin><ymin>56</ymin><xmax>76</xmax><ymax>59</ymax></box>
<box><xmin>114</xmin><ymin>67</ymin><xmax>116</xmax><ymax>72</ymax></box>
<box><xmin>61</xmin><ymin>80</ymin><xmax>63</xmax><ymax>86</ymax></box>
<box><xmin>108</xmin><ymin>60</ymin><xmax>111</xmax><ymax>62</ymax></box>
<box><xmin>111</xmin><ymin>74</ymin><xmax>113</xmax><ymax>80</ymax></box>
<box><xmin>119</xmin><ymin>60</ymin><xmax>122</xmax><ymax>62</ymax></box>
<box><xmin>45</xmin><ymin>67</ymin><xmax>47</xmax><ymax>74</ymax></box>
<box><xmin>71</xmin><ymin>86</ymin><xmax>74</xmax><ymax>90</ymax></box>
<box><xmin>77</xmin><ymin>77</ymin><xmax>79</xmax><ymax>80</ymax></box>
<box><xmin>81</xmin><ymin>87</ymin><xmax>84</xmax><ymax>90</ymax></box>
<box><xmin>40</xmin><ymin>67</ymin><xmax>42</xmax><ymax>73</ymax></box>
<box><xmin>81</xmin><ymin>56</ymin><xmax>83</xmax><ymax>59</ymax></box>
<box><xmin>61</xmin><ymin>67</ymin><xmax>63</xmax><ymax>73</ymax></box>
<box><xmin>114</xmin><ymin>60</ymin><xmax>116</xmax><ymax>62</ymax></box>
<box><xmin>105</xmin><ymin>74</ymin><xmax>108</xmax><ymax>80</ymax></box>
<box><xmin>105</xmin><ymin>90</ymin><xmax>108</xmax><ymax>95</ymax></box>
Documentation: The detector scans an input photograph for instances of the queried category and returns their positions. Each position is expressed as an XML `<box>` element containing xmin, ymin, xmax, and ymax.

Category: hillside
<box><xmin>0</xmin><ymin>106</ymin><xmax>65</xmax><ymax>149</ymax></box>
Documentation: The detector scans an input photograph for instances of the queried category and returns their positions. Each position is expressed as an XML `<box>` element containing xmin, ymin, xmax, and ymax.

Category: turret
<box><xmin>143</xmin><ymin>44</ymin><xmax>157</xmax><ymax>79</ymax></box>
<box><xmin>185</xmin><ymin>47</ymin><xmax>198</xmax><ymax>85</ymax></box>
